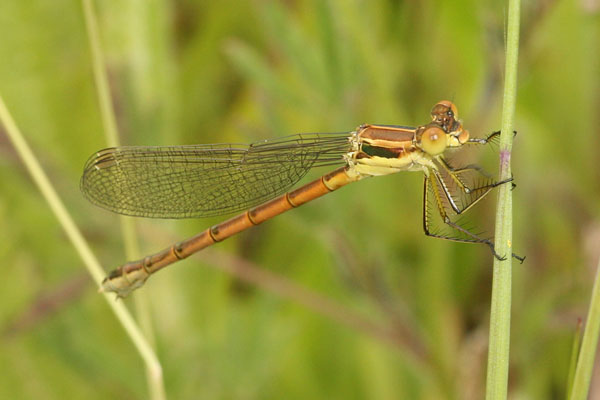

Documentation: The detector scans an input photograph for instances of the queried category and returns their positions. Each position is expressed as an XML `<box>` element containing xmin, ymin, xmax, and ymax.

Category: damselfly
<box><xmin>81</xmin><ymin>101</ymin><xmax>521</xmax><ymax>297</ymax></box>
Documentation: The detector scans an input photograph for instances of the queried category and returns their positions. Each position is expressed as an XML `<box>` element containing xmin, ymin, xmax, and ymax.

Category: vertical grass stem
<box><xmin>485</xmin><ymin>0</ymin><xmax>521</xmax><ymax>398</ymax></box>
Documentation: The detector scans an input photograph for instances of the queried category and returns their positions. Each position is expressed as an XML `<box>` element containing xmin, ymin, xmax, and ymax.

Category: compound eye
<box><xmin>458</xmin><ymin>129</ymin><xmax>470</xmax><ymax>144</ymax></box>
<box><xmin>421</xmin><ymin>125</ymin><xmax>447</xmax><ymax>155</ymax></box>
<box><xmin>435</xmin><ymin>100</ymin><xmax>458</xmax><ymax>118</ymax></box>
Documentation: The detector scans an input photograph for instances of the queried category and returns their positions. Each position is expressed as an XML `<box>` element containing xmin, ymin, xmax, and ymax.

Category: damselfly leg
<box><xmin>422</xmin><ymin>131</ymin><xmax>524</xmax><ymax>262</ymax></box>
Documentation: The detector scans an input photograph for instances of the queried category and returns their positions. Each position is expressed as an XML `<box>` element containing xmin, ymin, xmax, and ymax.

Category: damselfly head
<box><xmin>432</xmin><ymin>100</ymin><xmax>457</xmax><ymax>116</ymax></box>
<box><xmin>431</xmin><ymin>100</ymin><xmax>458</xmax><ymax>131</ymax></box>
<box><xmin>430</xmin><ymin>100</ymin><xmax>471</xmax><ymax>147</ymax></box>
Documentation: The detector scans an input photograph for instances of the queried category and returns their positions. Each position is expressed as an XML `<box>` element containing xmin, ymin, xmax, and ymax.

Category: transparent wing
<box><xmin>81</xmin><ymin>133</ymin><xmax>352</xmax><ymax>218</ymax></box>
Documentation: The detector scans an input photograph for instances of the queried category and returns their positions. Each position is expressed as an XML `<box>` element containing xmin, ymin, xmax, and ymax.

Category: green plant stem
<box><xmin>0</xmin><ymin>94</ymin><xmax>163</xmax><ymax>386</ymax></box>
<box><xmin>81</xmin><ymin>0</ymin><xmax>119</xmax><ymax>146</ymax></box>
<box><xmin>566</xmin><ymin>318</ymin><xmax>583</xmax><ymax>399</ymax></box>
<box><xmin>485</xmin><ymin>0</ymin><xmax>521</xmax><ymax>399</ymax></box>
<box><xmin>569</xmin><ymin>256</ymin><xmax>600</xmax><ymax>400</ymax></box>
<box><xmin>81</xmin><ymin>1</ymin><xmax>165</xmax><ymax>399</ymax></box>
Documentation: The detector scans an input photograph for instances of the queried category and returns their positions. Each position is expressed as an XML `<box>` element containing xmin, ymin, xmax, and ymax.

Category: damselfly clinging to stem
<box><xmin>81</xmin><ymin>101</ymin><xmax>523</xmax><ymax>298</ymax></box>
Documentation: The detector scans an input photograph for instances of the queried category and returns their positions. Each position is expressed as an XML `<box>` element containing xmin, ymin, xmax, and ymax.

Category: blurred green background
<box><xmin>0</xmin><ymin>0</ymin><xmax>598</xmax><ymax>399</ymax></box>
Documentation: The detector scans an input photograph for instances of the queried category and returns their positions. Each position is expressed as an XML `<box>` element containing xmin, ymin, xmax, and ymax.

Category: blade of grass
<box><xmin>81</xmin><ymin>1</ymin><xmax>165</xmax><ymax>399</ymax></box>
<box><xmin>0</xmin><ymin>93</ymin><xmax>163</xmax><ymax>390</ymax></box>
<box><xmin>568</xmin><ymin>256</ymin><xmax>600</xmax><ymax>400</ymax></box>
<box><xmin>485</xmin><ymin>0</ymin><xmax>521</xmax><ymax>398</ymax></box>
<box><xmin>566</xmin><ymin>318</ymin><xmax>583</xmax><ymax>399</ymax></box>
<box><xmin>81</xmin><ymin>0</ymin><xmax>119</xmax><ymax>146</ymax></box>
